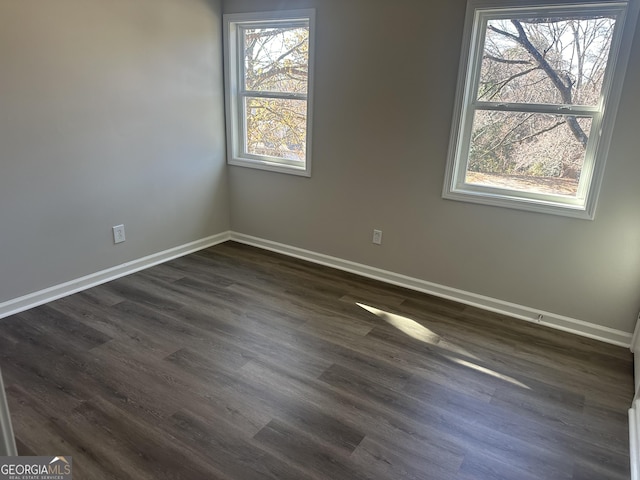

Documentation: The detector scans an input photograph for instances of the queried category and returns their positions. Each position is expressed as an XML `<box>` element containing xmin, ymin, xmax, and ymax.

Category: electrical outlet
<box><xmin>372</xmin><ymin>229</ymin><xmax>382</xmax><ymax>245</ymax></box>
<box><xmin>113</xmin><ymin>224</ymin><xmax>126</xmax><ymax>244</ymax></box>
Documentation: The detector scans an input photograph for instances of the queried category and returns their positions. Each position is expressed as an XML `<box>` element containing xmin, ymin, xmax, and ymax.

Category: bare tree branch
<box><xmin>249</xmin><ymin>67</ymin><xmax>307</xmax><ymax>90</ymax></box>
<box><xmin>487</xmin><ymin>24</ymin><xmax>519</xmax><ymax>41</ymax></box>
<box><xmin>483</xmin><ymin>54</ymin><xmax>531</xmax><ymax>65</ymax></box>
<box><xmin>480</xmin><ymin>66</ymin><xmax>539</xmax><ymax>101</ymax></box>
<box><xmin>504</xmin><ymin>119</ymin><xmax>565</xmax><ymax>145</ymax></box>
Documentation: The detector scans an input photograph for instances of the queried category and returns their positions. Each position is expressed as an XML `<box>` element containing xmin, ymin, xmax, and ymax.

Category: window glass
<box><xmin>243</xmin><ymin>26</ymin><xmax>309</xmax><ymax>94</ymax></box>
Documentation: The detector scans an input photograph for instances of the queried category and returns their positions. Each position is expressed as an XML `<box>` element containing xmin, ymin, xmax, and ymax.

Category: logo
<box><xmin>0</xmin><ymin>456</ymin><xmax>72</xmax><ymax>480</ymax></box>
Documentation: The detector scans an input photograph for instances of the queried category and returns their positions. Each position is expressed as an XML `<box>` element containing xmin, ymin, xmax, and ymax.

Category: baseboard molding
<box><xmin>0</xmin><ymin>231</ymin><xmax>232</xmax><ymax>320</ymax></box>
<box><xmin>631</xmin><ymin>401</ymin><xmax>640</xmax><ymax>480</ymax></box>
<box><xmin>632</xmin><ymin>318</ymin><xmax>640</xmax><ymax>478</ymax></box>
<box><xmin>632</xmin><ymin>317</ymin><xmax>640</xmax><ymax>354</ymax></box>
<box><xmin>230</xmin><ymin>232</ymin><xmax>632</xmax><ymax>347</ymax></box>
<box><xmin>0</xmin><ymin>371</ymin><xmax>17</xmax><ymax>457</ymax></box>
<box><xmin>632</xmin><ymin>318</ymin><xmax>640</xmax><ymax>395</ymax></box>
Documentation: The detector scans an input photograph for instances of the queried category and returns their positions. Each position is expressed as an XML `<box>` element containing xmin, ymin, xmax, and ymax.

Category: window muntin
<box><xmin>224</xmin><ymin>11</ymin><xmax>315</xmax><ymax>176</ymax></box>
<box><xmin>444</xmin><ymin>1</ymin><xmax>636</xmax><ymax>218</ymax></box>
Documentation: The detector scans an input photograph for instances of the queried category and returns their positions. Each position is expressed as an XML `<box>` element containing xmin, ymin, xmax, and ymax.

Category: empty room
<box><xmin>1</xmin><ymin>0</ymin><xmax>640</xmax><ymax>479</ymax></box>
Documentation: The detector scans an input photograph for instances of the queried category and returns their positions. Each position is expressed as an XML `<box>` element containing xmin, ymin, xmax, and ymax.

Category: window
<box><xmin>224</xmin><ymin>10</ymin><xmax>315</xmax><ymax>176</ymax></box>
<box><xmin>443</xmin><ymin>0</ymin><xmax>638</xmax><ymax>218</ymax></box>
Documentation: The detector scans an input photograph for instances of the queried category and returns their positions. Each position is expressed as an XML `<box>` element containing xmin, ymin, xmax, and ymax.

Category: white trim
<box><xmin>0</xmin><ymin>369</ymin><xmax>17</xmax><ymax>457</ymax></box>
<box><xmin>223</xmin><ymin>9</ymin><xmax>316</xmax><ymax>177</ymax></box>
<box><xmin>634</xmin><ymin>315</ymin><xmax>640</xmax><ymax>480</ymax></box>
<box><xmin>631</xmin><ymin>315</ymin><xmax>640</xmax><ymax>399</ymax></box>
<box><xmin>443</xmin><ymin>0</ymin><xmax>640</xmax><ymax>220</ymax></box>
<box><xmin>230</xmin><ymin>232</ymin><xmax>632</xmax><ymax>347</ymax></box>
<box><xmin>0</xmin><ymin>232</ymin><xmax>231</xmax><ymax>321</ymax></box>
<box><xmin>630</xmin><ymin>314</ymin><xmax>640</xmax><ymax>353</ymax></box>
<box><xmin>630</xmin><ymin>400</ymin><xmax>640</xmax><ymax>480</ymax></box>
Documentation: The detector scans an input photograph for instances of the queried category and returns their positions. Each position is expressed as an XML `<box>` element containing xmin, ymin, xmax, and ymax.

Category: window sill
<box><xmin>442</xmin><ymin>187</ymin><xmax>594</xmax><ymax>220</ymax></box>
<box><xmin>228</xmin><ymin>157</ymin><xmax>311</xmax><ymax>177</ymax></box>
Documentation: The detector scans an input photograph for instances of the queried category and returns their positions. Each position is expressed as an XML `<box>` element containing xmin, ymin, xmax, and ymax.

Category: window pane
<box><xmin>465</xmin><ymin>110</ymin><xmax>593</xmax><ymax>196</ymax></box>
<box><xmin>243</xmin><ymin>26</ymin><xmax>309</xmax><ymax>94</ymax></box>
<box><xmin>478</xmin><ymin>16</ymin><xmax>617</xmax><ymax>106</ymax></box>
<box><xmin>245</xmin><ymin>97</ymin><xmax>307</xmax><ymax>161</ymax></box>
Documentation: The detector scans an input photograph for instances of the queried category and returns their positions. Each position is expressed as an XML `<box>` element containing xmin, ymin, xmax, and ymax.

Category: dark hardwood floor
<box><xmin>0</xmin><ymin>241</ymin><xmax>634</xmax><ymax>479</ymax></box>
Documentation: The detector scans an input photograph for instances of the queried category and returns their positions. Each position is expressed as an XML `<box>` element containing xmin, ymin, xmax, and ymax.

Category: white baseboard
<box><xmin>631</xmin><ymin>401</ymin><xmax>640</xmax><ymax>480</ymax></box>
<box><xmin>632</xmin><ymin>317</ymin><xmax>640</xmax><ymax>354</ymax></box>
<box><xmin>632</xmin><ymin>318</ymin><xmax>640</xmax><ymax>478</ymax></box>
<box><xmin>230</xmin><ymin>232</ymin><xmax>633</xmax><ymax>348</ymax></box>
<box><xmin>0</xmin><ymin>370</ymin><xmax>17</xmax><ymax>457</ymax></box>
<box><xmin>0</xmin><ymin>231</ymin><xmax>231</xmax><ymax>320</ymax></box>
<box><xmin>632</xmin><ymin>318</ymin><xmax>640</xmax><ymax>395</ymax></box>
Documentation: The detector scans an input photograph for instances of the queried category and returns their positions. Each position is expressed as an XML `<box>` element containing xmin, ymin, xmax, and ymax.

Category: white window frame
<box><xmin>443</xmin><ymin>0</ymin><xmax>639</xmax><ymax>219</ymax></box>
<box><xmin>223</xmin><ymin>9</ymin><xmax>316</xmax><ymax>177</ymax></box>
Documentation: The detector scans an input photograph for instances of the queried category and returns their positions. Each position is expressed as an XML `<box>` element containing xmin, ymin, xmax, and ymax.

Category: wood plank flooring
<box><xmin>0</xmin><ymin>241</ymin><xmax>634</xmax><ymax>479</ymax></box>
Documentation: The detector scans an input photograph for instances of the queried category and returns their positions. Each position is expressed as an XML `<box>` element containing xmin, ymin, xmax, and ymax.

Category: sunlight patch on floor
<box><xmin>357</xmin><ymin>302</ymin><xmax>529</xmax><ymax>390</ymax></box>
<box><xmin>446</xmin><ymin>357</ymin><xmax>530</xmax><ymax>390</ymax></box>
<box><xmin>356</xmin><ymin>303</ymin><xmax>478</xmax><ymax>359</ymax></box>
<box><xmin>358</xmin><ymin>303</ymin><xmax>440</xmax><ymax>343</ymax></box>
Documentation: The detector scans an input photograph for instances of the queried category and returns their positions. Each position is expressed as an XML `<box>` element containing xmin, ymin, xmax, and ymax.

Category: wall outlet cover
<box><xmin>113</xmin><ymin>225</ymin><xmax>126</xmax><ymax>244</ymax></box>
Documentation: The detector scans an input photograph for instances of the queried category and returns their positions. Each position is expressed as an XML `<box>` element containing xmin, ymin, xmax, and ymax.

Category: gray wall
<box><xmin>0</xmin><ymin>0</ymin><xmax>229</xmax><ymax>304</ymax></box>
<box><xmin>224</xmin><ymin>0</ymin><xmax>640</xmax><ymax>332</ymax></box>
